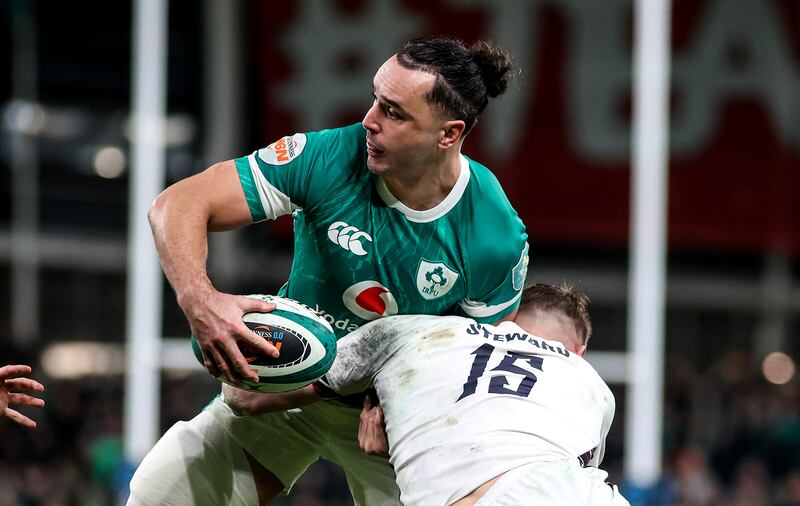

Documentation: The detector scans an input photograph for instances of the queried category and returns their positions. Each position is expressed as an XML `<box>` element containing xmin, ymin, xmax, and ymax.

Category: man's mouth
<box><xmin>366</xmin><ymin>140</ymin><xmax>384</xmax><ymax>158</ymax></box>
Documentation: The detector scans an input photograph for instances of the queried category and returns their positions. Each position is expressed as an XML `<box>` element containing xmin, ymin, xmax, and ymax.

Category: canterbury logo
<box><xmin>327</xmin><ymin>221</ymin><xmax>372</xmax><ymax>256</ymax></box>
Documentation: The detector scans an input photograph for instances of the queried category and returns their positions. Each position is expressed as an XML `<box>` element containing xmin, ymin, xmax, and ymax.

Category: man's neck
<box><xmin>381</xmin><ymin>153</ymin><xmax>462</xmax><ymax>211</ymax></box>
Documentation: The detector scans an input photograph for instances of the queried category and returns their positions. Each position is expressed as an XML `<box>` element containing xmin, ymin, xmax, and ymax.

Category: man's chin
<box><xmin>366</xmin><ymin>159</ymin><xmax>389</xmax><ymax>175</ymax></box>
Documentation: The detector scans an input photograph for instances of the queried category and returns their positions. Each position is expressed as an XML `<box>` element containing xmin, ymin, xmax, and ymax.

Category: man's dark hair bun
<box><xmin>469</xmin><ymin>40</ymin><xmax>515</xmax><ymax>98</ymax></box>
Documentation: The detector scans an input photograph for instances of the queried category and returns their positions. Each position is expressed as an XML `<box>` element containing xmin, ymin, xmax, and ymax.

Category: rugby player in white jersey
<box><xmin>227</xmin><ymin>283</ymin><xmax>629</xmax><ymax>506</ymax></box>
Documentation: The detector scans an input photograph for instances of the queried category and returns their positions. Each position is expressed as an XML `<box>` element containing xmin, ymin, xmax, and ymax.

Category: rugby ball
<box><xmin>192</xmin><ymin>295</ymin><xmax>336</xmax><ymax>393</ymax></box>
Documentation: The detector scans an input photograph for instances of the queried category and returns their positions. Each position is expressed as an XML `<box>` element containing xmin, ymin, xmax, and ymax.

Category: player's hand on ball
<box><xmin>181</xmin><ymin>289</ymin><xmax>278</xmax><ymax>384</ymax></box>
<box><xmin>0</xmin><ymin>364</ymin><xmax>45</xmax><ymax>428</ymax></box>
<box><xmin>358</xmin><ymin>393</ymin><xmax>389</xmax><ymax>457</ymax></box>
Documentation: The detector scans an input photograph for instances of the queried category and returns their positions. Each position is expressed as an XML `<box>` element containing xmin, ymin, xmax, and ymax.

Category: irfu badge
<box><xmin>416</xmin><ymin>259</ymin><xmax>459</xmax><ymax>300</ymax></box>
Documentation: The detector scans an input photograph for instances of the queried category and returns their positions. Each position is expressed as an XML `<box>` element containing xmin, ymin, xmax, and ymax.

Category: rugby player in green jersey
<box><xmin>130</xmin><ymin>37</ymin><xmax>529</xmax><ymax>505</ymax></box>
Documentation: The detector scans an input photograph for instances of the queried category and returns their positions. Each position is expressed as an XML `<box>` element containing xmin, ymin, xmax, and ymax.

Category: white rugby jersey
<box><xmin>324</xmin><ymin>314</ymin><xmax>616</xmax><ymax>506</ymax></box>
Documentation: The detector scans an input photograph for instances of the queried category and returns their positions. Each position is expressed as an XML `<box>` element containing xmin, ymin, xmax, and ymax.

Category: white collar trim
<box><xmin>375</xmin><ymin>155</ymin><xmax>471</xmax><ymax>223</ymax></box>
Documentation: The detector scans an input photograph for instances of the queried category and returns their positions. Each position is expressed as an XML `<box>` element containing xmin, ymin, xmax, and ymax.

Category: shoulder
<box><xmin>350</xmin><ymin>315</ymin><xmax>468</xmax><ymax>348</ymax></box>
<box><xmin>307</xmin><ymin>123</ymin><xmax>366</xmax><ymax>149</ymax></box>
<box><xmin>244</xmin><ymin>123</ymin><xmax>365</xmax><ymax>171</ymax></box>
<box><xmin>358</xmin><ymin>314</ymin><xmax>461</xmax><ymax>336</ymax></box>
<box><xmin>337</xmin><ymin>315</ymin><xmax>457</xmax><ymax>366</ymax></box>
<box><xmin>575</xmin><ymin>356</ymin><xmax>616</xmax><ymax>408</ymax></box>
<box><xmin>263</xmin><ymin>123</ymin><xmax>365</xmax><ymax>167</ymax></box>
<box><xmin>463</xmin><ymin>156</ymin><xmax>515</xmax><ymax>206</ymax></box>
<box><xmin>296</xmin><ymin>123</ymin><xmax>366</xmax><ymax>168</ymax></box>
<box><xmin>457</xmin><ymin>157</ymin><xmax>527</xmax><ymax>269</ymax></box>
<box><xmin>461</xmin><ymin>157</ymin><xmax>525</xmax><ymax>241</ymax></box>
<box><xmin>269</xmin><ymin>124</ymin><xmax>368</xmax><ymax>208</ymax></box>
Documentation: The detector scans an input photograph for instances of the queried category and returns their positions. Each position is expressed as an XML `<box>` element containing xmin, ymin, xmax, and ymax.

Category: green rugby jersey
<box><xmin>235</xmin><ymin>123</ymin><xmax>528</xmax><ymax>338</ymax></box>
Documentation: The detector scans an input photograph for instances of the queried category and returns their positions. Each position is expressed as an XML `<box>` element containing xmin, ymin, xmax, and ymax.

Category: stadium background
<box><xmin>1</xmin><ymin>0</ymin><xmax>799</xmax><ymax>504</ymax></box>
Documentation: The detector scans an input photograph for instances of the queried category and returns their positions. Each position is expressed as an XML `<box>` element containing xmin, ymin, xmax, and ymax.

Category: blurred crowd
<box><xmin>1</xmin><ymin>347</ymin><xmax>799</xmax><ymax>506</ymax></box>
<box><xmin>656</xmin><ymin>349</ymin><xmax>800</xmax><ymax>506</ymax></box>
<box><xmin>0</xmin><ymin>373</ymin><xmax>131</xmax><ymax>505</ymax></box>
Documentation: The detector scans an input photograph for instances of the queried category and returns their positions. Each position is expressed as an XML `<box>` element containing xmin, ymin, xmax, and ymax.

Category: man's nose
<box><xmin>362</xmin><ymin>102</ymin><xmax>380</xmax><ymax>133</ymax></box>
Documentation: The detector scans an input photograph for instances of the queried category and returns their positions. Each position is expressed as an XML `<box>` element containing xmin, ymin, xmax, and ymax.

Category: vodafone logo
<box><xmin>342</xmin><ymin>281</ymin><xmax>398</xmax><ymax>321</ymax></box>
<box><xmin>328</xmin><ymin>221</ymin><xmax>372</xmax><ymax>256</ymax></box>
<box><xmin>257</xmin><ymin>133</ymin><xmax>307</xmax><ymax>166</ymax></box>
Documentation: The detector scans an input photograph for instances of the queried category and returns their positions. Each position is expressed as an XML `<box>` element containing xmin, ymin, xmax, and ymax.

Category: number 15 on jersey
<box><xmin>457</xmin><ymin>344</ymin><xmax>544</xmax><ymax>401</ymax></box>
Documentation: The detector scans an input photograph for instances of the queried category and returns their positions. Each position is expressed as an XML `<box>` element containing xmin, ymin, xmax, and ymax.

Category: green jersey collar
<box><xmin>375</xmin><ymin>155</ymin><xmax>471</xmax><ymax>223</ymax></box>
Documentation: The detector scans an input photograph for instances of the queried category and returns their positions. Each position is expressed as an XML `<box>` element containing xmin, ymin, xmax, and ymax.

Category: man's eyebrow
<box><xmin>374</xmin><ymin>92</ymin><xmax>413</xmax><ymax>119</ymax></box>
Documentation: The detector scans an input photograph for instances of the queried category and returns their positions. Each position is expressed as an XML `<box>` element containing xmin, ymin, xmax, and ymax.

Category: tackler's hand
<box><xmin>358</xmin><ymin>393</ymin><xmax>389</xmax><ymax>457</ymax></box>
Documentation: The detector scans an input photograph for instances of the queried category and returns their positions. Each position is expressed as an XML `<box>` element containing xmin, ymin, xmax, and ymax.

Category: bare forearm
<box><xmin>149</xmin><ymin>187</ymin><xmax>213</xmax><ymax>306</ymax></box>
<box><xmin>148</xmin><ymin>160</ymin><xmax>252</xmax><ymax>305</ymax></box>
<box><xmin>146</xmin><ymin>161</ymin><xmax>280</xmax><ymax>383</ymax></box>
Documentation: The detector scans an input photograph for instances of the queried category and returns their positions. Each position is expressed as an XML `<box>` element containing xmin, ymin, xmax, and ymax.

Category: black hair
<box><xmin>395</xmin><ymin>37</ymin><xmax>516</xmax><ymax>134</ymax></box>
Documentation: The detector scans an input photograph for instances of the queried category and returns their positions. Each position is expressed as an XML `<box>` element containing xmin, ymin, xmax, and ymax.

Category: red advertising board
<box><xmin>251</xmin><ymin>0</ymin><xmax>799</xmax><ymax>253</ymax></box>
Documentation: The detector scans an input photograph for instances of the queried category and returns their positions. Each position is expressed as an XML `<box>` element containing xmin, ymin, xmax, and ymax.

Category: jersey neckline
<box><xmin>375</xmin><ymin>155</ymin><xmax>471</xmax><ymax>223</ymax></box>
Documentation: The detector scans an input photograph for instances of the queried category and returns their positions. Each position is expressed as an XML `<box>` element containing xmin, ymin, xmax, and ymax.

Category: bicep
<box><xmin>155</xmin><ymin>160</ymin><xmax>253</xmax><ymax>232</ymax></box>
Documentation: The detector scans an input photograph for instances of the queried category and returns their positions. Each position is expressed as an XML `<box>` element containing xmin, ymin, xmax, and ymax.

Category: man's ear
<box><xmin>576</xmin><ymin>344</ymin><xmax>587</xmax><ymax>357</ymax></box>
<box><xmin>439</xmin><ymin>120</ymin><xmax>466</xmax><ymax>149</ymax></box>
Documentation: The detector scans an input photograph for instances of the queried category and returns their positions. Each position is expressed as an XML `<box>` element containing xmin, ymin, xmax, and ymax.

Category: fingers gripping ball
<box><xmin>192</xmin><ymin>295</ymin><xmax>336</xmax><ymax>392</ymax></box>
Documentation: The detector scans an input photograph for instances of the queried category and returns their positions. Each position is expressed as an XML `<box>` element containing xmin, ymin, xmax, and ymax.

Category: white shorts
<box><xmin>127</xmin><ymin>406</ymin><xmax>258</xmax><ymax>506</ymax></box>
<box><xmin>128</xmin><ymin>395</ymin><xmax>400</xmax><ymax>506</ymax></box>
<box><xmin>474</xmin><ymin>459</ymin><xmax>630</xmax><ymax>506</ymax></box>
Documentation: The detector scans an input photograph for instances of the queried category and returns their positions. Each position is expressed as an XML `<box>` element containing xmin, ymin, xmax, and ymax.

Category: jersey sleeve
<box><xmin>455</xmin><ymin>163</ymin><xmax>529</xmax><ymax>324</ymax></box>
<box><xmin>322</xmin><ymin>316</ymin><xmax>408</xmax><ymax>396</ymax></box>
<box><xmin>233</xmin><ymin>124</ymin><xmax>365</xmax><ymax>222</ymax></box>
<box><xmin>457</xmin><ymin>239</ymin><xmax>529</xmax><ymax>324</ymax></box>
